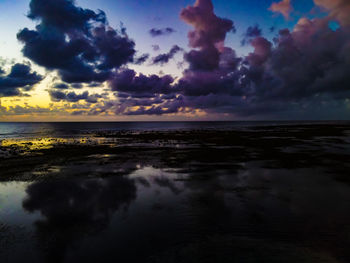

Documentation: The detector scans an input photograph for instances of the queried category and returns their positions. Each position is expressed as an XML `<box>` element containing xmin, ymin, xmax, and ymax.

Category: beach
<box><xmin>1</xmin><ymin>122</ymin><xmax>350</xmax><ymax>262</ymax></box>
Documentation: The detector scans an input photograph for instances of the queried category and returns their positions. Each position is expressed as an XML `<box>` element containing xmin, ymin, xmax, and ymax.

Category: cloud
<box><xmin>246</xmin><ymin>36</ymin><xmax>272</xmax><ymax>66</ymax></box>
<box><xmin>123</xmin><ymin>103</ymin><xmax>181</xmax><ymax>115</ymax></box>
<box><xmin>134</xmin><ymin>53</ymin><xmax>150</xmax><ymax>65</ymax></box>
<box><xmin>17</xmin><ymin>0</ymin><xmax>136</xmax><ymax>83</ymax></box>
<box><xmin>8</xmin><ymin>0</ymin><xmax>350</xmax><ymax>119</ymax></box>
<box><xmin>151</xmin><ymin>45</ymin><xmax>183</xmax><ymax>66</ymax></box>
<box><xmin>269</xmin><ymin>0</ymin><xmax>293</xmax><ymax>20</ymax></box>
<box><xmin>49</xmin><ymin>90</ymin><xmax>101</xmax><ymax>103</ymax></box>
<box><xmin>52</xmin><ymin>83</ymin><xmax>69</xmax><ymax>90</ymax></box>
<box><xmin>51</xmin><ymin>82</ymin><xmax>85</xmax><ymax>91</ymax></box>
<box><xmin>27</xmin><ymin>0</ymin><xmax>106</xmax><ymax>31</ymax></box>
<box><xmin>314</xmin><ymin>0</ymin><xmax>350</xmax><ymax>26</ymax></box>
<box><xmin>105</xmin><ymin>68</ymin><xmax>186</xmax><ymax>115</ymax></box>
<box><xmin>152</xmin><ymin>45</ymin><xmax>160</xmax><ymax>52</ymax></box>
<box><xmin>0</xmin><ymin>63</ymin><xmax>43</xmax><ymax>97</ymax></box>
<box><xmin>1</xmin><ymin>104</ymin><xmax>60</xmax><ymax>115</ymax></box>
<box><xmin>180</xmin><ymin>0</ymin><xmax>234</xmax><ymax>49</ymax></box>
<box><xmin>23</xmin><ymin>176</ymin><xmax>137</xmax><ymax>262</ymax></box>
<box><xmin>96</xmin><ymin>0</ymin><xmax>238</xmax><ymax>117</ymax></box>
<box><xmin>109</xmin><ymin>69</ymin><xmax>176</xmax><ymax>98</ymax></box>
<box><xmin>241</xmin><ymin>25</ymin><xmax>262</xmax><ymax>46</ymax></box>
<box><xmin>180</xmin><ymin>0</ymin><xmax>234</xmax><ymax>71</ymax></box>
<box><xmin>149</xmin><ymin>27</ymin><xmax>176</xmax><ymax>37</ymax></box>
<box><xmin>155</xmin><ymin>0</ymin><xmax>350</xmax><ymax>119</ymax></box>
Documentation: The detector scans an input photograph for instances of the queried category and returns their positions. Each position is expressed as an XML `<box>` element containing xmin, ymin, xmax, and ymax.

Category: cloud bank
<box><xmin>6</xmin><ymin>0</ymin><xmax>350</xmax><ymax>119</ymax></box>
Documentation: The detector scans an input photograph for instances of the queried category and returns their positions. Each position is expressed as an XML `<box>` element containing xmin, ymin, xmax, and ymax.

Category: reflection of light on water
<box><xmin>1</xmin><ymin>164</ymin><xmax>350</xmax><ymax>262</ymax></box>
<box><xmin>0</xmin><ymin>137</ymin><xmax>115</xmax><ymax>157</ymax></box>
<box><xmin>0</xmin><ymin>182</ymin><xmax>41</xmax><ymax>225</ymax></box>
<box><xmin>1</xmin><ymin>138</ymin><xmax>61</xmax><ymax>151</ymax></box>
<box><xmin>130</xmin><ymin>166</ymin><xmax>182</xmax><ymax>180</ymax></box>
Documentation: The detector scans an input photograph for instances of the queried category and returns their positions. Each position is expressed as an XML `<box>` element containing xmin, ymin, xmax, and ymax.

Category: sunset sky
<box><xmin>0</xmin><ymin>0</ymin><xmax>349</xmax><ymax>121</ymax></box>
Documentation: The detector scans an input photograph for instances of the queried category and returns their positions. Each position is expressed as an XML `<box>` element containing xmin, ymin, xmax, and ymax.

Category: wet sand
<box><xmin>0</xmin><ymin>124</ymin><xmax>350</xmax><ymax>262</ymax></box>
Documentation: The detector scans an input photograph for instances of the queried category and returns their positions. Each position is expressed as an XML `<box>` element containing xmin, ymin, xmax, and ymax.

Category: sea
<box><xmin>0</xmin><ymin>120</ymin><xmax>347</xmax><ymax>139</ymax></box>
<box><xmin>1</xmin><ymin>121</ymin><xmax>350</xmax><ymax>262</ymax></box>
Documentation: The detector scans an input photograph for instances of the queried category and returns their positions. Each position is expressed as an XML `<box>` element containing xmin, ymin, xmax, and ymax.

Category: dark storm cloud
<box><xmin>151</xmin><ymin>45</ymin><xmax>183</xmax><ymax>65</ymax></box>
<box><xmin>265</xmin><ymin>19</ymin><xmax>350</xmax><ymax>100</ymax></box>
<box><xmin>177</xmin><ymin>68</ymin><xmax>243</xmax><ymax>97</ymax></box>
<box><xmin>49</xmin><ymin>90</ymin><xmax>101</xmax><ymax>103</ymax></box>
<box><xmin>149</xmin><ymin>27</ymin><xmax>176</xmax><ymax>37</ymax></box>
<box><xmin>11</xmin><ymin>0</ymin><xmax>350</xmax><ymax>119</ymax></box>
<box><xmin>0</xmin><ymin>63</ymin><xmax>43</xmax><ymax>97</ymax></box>
<box><xmin>105</xmin><ymin>68</ymin><xmax>188</xmax><ymax>115</ymax></box>
<box><xmin>27</xmin><ymin>0</ymin><xmax>106</xmax><ymax>30</ymax></box>
<box><xmin>59</xmin><ymin>0</ymin><xmax>349</xmax><ymax>119</ymax></box>
<box><xmin>132</xmin><ymin>0</ymin><xmax>350</xmax><ymax>118</ymax></box>
<box><xmin>109</xmin><ymin>69</ymin><xmax>176</xmax><ymax>98</ymax></box>
<box><xmin>181</xmin><ymin>16</ymin><xmax>350</xmax><ymax>117</ymax></box>
<box><xmin>104</xmin><ymin>0</ymin><xmax>240</xmax><ymax>116</ymax></box>
<box><xmin>17</xmin><ymin>0</ymin><xmax>136</xmax><ymax>83</ymax></box>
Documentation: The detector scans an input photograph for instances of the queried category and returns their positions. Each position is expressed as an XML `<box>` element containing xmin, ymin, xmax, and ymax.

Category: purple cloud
<box><xmin>241</xmin><ymin>25</ymin><xmax>262</xmax><ymax>46</ymax></box>
<box><xmin>109</xmin><ymin>69</ymin><xmax>176</xmax><ymax>98</ymax></box>
<box><xmin>151</xmin><ymin>45</ymin><xmax>183</xmax><ymax>66</ymax></box>
<box><xmin>180</xmin><ymin>0</ymin><xmax>235</xmax><ymax>71</ymax></box>
<box><xmin>49</xmin><ymin>90</ymin><xmax>101</xmax><ymax>103</ymax></box>
<box><xmin>149</xmin><ymin>27</ymin><xmax>176</xmax><ymax>37</ymax></box>
<box><xmin>9</xmin><ymin>0</ymin><xmax>350</xmax><ymax>119</ymax></box>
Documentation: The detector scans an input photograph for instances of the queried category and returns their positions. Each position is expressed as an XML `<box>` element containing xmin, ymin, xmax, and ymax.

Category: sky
<box><xmin>0</xmin><ymin>0</ymin><xmax>349</xmax><ymax>121</ymax></box>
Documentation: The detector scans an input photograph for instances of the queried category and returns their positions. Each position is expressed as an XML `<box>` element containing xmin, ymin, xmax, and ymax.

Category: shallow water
<box><xmin>1</xmin><ymin>123</ymin><xmax>350</xmax><ymax>262</ymax></box>
<box><xmin>1</xmin><ymin>165</ymin><xmax>349</xmax><ymax>262</ymax></box>
<box><xmin>1</xmin><ymin>121</ymin><xmax>348</xmax><ymax>138</ymax></box>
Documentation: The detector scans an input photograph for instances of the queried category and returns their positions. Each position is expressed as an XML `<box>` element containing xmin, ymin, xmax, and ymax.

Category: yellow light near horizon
<box><xmin>1</xmin><ymin>74</ymin><xmax>52</xmax><ymax>108</ymax></box>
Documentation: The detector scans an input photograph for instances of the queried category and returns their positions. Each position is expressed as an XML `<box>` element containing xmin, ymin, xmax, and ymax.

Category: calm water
<box><xmin>1</xmin><ymin>122</ymin><xmax>350</xmax><ymax>262</ymax></box>
<box><xmin>0</xmin><ymin>121</ymin><xmax>347</xmax><ymax>138</ymax></box>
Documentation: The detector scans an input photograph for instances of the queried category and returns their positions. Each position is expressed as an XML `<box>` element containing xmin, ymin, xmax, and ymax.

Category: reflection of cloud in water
<box><xmin>2</xmin><ymin>164</ymin><xmax>350</xmax><ymax>262</ymax></box>
<box><xmin>130</xmin><ymin>166</ymin><xmax>184</xmax><ymax>195</ymax></box>
<box><xmin>181</xmin><ymin>165</ymin><xmax>350</xmax><ymax>260</ymax></box>
<box><xmin>1</xmin><ymin>125</ymin><xmax>350</xmax><ymax>262</ymax></box>
<box><xmin>22</xmin><ymin>176</ymin><xmax>137</xmax><ymax>263</ymax></box>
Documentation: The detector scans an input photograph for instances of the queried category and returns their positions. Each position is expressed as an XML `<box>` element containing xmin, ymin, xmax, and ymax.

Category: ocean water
<box><xmin>0</xmin><ymin>121</ymin><xmax>348</xmax><ymax>139</ymax></box>
<box><xmin>1</xmin><ymin>121</ymin><xmax>350</xmax><ymax>262</ymax></box>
